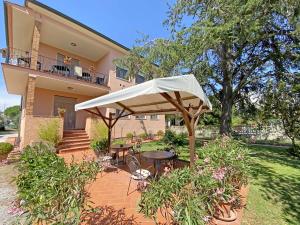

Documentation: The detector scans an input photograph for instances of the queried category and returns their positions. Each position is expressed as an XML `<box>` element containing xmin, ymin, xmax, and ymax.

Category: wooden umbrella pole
<box><xmin>189</xmin><ymin>114</ymin><xmax>196</xmax><ymax>167</ymax></box>
<box><xmin>108</xmin><ymin>112</ymin><xmax>113</xmax><ymax>153</ymax></box>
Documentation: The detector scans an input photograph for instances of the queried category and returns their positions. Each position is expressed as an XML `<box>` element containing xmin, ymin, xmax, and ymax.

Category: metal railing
<box><xmin>3</xmin><ymin>48</ymin><xmax>109</xmax><ymax>86</ymax></box>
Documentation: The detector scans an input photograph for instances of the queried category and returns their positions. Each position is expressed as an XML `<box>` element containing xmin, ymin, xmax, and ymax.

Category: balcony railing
<box><xmin>3</xmin><ymin>48</ymin><xmax>109</xmax><ymax>86</ymax></box>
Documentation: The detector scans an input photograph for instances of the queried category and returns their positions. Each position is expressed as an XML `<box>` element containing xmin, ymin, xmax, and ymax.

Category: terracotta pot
<box><xmin>213</xmin><ymin>201</ymin><xmax>237</xmax><ymax>222</ymax></box>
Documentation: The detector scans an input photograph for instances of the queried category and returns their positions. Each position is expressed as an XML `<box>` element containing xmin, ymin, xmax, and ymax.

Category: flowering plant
<box><xmin>139</xmin><ymin>136</ymin><xmax>251</xmax><ymax>224</ymax></box>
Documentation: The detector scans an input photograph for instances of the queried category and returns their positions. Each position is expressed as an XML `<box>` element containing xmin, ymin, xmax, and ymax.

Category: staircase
<box><xmin>7</xmin><ymin>147</ymin><xmax>22</xmax><ymax>163</ymax></box>
<box><xmin>58</xmin><ymin>130</ymin><xmax>91</xmax><ymax>154</ymax></box>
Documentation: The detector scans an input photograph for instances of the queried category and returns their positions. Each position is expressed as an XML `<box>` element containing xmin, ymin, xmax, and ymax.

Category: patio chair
<box><xmin>164</xmin><ymin>146</ymin><xmax>179</xmax><ymax>169</ymax></box>
<box><xmin>125</xmin><ymin>155</ymin><xmax>151</xmax><ymax>195</ymax></box>
<box><xmin>129</xmin><ymin>140</ymin><xmax>142</xmax><ymax>162</ymax></box>
<box><xmin>97</xmin><ymin>153</ymin><xmax>118</xmax><ymax>176</ymax></box>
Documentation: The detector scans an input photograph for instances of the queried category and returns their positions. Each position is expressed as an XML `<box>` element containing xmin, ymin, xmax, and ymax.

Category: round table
<box><xmin>141</xmin><ymin>151</ymin><xmax>175</xmax><ymax>176</ymax></box>
<box><xmin>111</xmin><ymin>144</ymin><xmax>133</xmax><ymax>165</ymax></box>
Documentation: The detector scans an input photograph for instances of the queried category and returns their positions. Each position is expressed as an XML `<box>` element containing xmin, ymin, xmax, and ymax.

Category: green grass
<box><xmin>141</xmin><ymin>140</ymin><xmax>300</xmax><ymax>224</ymax></box>
<box><xmin>242</xmin><ymin>145</ymin><xmax>300</xmax><ymax>225</ymax></box>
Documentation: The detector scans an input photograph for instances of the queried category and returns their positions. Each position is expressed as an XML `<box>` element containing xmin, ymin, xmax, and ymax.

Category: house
<box><xmin>1</xmin><ymin>0</ymin><xmax>165</xmax><ymax>150</ymax></box>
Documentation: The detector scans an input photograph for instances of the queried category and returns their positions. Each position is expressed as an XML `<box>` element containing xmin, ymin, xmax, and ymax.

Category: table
<box><xmin>111</xmin><ymin>144</ymin><xmax>132</xmax><ymax>165</ymax></box>
<box><xmin>141</xmin><ymin>151</ymin><xmax>175</xmax><ymax>177</ymax></box>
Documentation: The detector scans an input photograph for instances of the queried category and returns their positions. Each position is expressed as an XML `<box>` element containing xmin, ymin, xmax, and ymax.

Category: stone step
<box><xmin>64</xmin><ymin>129</ymin><xmax>85</xmax><ymax>133</ymax></box>
<box><xmin>59</xmin><ymin>138</ymin><xmax>90</xmax><ymax>144</ymax></box>
<box><xmin>63</xmin><ymin>134</ymin><xmax>89</xmax><ymax>139</ymax></box>
<box><xmin>58</xmin><ymin>145</ymin><xmax>90</xmax><ymax>154</ymax></box>
<box><xmin>58</xmin><ymin>141</ymin><xmax>90</xmax><ymax>149</ymax></box>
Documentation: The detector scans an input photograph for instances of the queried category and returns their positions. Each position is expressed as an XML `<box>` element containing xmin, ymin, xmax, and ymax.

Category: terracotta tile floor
<box><xmin>60</xmin><ymin>150</ymin><xmax>247</xmax><ymax>225</ymax></box>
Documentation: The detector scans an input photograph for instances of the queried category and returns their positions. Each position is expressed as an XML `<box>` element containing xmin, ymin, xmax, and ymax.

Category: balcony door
<box><xmin>54</xmin><ymin>96</ymin><xmax>76</xmax><ymax>130</ymax></box>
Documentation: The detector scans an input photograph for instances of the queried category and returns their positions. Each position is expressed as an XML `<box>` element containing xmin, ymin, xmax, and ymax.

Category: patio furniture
<box><xmin>126</xmin><ymin>155</ymin><xmax>151</xmax><ymax>195</ymax></box>
<box><xmin>130</xmin><ymin>139</ymin><xmax>142</xmax><ymax>162</ymax></box>
<box><xmin>97</xmin><ymin>154</ymin><xmax>118</xmax><ymax>175</ymax></box>
<box><xmin>52</xmin><ymin>65</ymin><xmax>70</xmax><ymax>76</ymax></box>
<box><xmin>141</xmin><ymin>151</ymin><xmax>175</xmax><ymax>177</ymax></box>
<box><xmin>82</xmin><ymin>72</ymin><xmax>92</xmax><ymax>81</ymax></box>
<box><xmin>111</xmin><ymin>144</ymin><xmax>133</xmax><ymax>165</ymax></box>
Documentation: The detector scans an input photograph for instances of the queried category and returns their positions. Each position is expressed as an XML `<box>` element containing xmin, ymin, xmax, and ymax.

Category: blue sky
<box><xmin>0</xmin><ymin>0</ymin><xmax>172</xmax><ymax>110</ymax></box>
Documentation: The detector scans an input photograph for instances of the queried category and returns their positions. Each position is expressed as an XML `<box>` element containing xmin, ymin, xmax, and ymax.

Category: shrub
<box><xmin>139</xmin><ymin>137</ymin><xmax>251</xmax><ymax>224</ymax></box>
<box><xmin>38</xmin><ymin>119</ymin><xmax>61</xmax><ymax>146</ymax></box>
<box><xmin>139</xmin><ymin>133</ymin><xmax>148</xmax><ymax>140</ymax></box>
<box><xmin>163</xmin><ymin>130</ymin><xmax>186</xmax><ymax>146</ymax></box>
<box><xmin>157</xmin><ymin>130</ymin><xmax>164</xmax><ymax>137</ymax></box>
<box><xmin>15</xmin><ymin>142</ymin><xmax>99</xmax><ymax>224</ymax></box>
<box><xmin>90</xmin><ymin>138</ymin><xmax>109</xmax><ymax>157</ymax></box>
<box><xmin>126</xmin><ymin>132</ymin><xmax>134</xmax><ymax>139</ymax></box>
<box><xmin>112</xmin><ymin>138</ymin><xmax>126</xmax><ymax>145</ymax></box>
<box><xmin>288</xmin><ymin>144</ymin><xmax>300</xmax><ymax>158</ymax></box>
<box><xmin>92</xmin><ymin>120</ymin><xmax>108</xmax><ymax>140</ymax></box>
<box><xmin>0</xmin><ymin>142</ymin><xmax>14</xmax><ymax>155</ymax></box>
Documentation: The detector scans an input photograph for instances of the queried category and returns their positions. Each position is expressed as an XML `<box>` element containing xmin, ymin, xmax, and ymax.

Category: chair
<box><xmin>164</xmin><ymin>146</ymin><xmax>178</xmax><ymax>169</ymax></box>
<box><xmin>126</xmin><ymin>155</ymin><xmax>151</xmax><ymax>195</ymax></box>
<box><xmin>130</xmin><ymin>140</ymin><xmax>142</xmax><ymax>162</ymax></box>
<box><xmin>97</xmin><ymin>153</ymin><xmax>118</xmax><ymax>176</ymax></box>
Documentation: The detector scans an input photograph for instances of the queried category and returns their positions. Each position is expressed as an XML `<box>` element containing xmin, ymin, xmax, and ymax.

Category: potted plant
<box><xmin>57</xmin><ymin>108</ymin><xmax>66</xmax><ymax>117</ymax></box>
<box><xmin>90</xmin><ymin>138</ymin><xmax>109</xmax><ymax>158</ymax></box>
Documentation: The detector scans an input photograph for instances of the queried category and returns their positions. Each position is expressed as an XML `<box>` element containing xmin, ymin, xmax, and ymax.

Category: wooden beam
<box><xmin>95</xmin><ymin>107</ymin><xmax>109</xmax><ymax>120</ymax></box>
<box><xmin>116</xmin><ymin>102</ymin><xmax>135</xmax><ymax>114</ymax></box>
<box><xmin>112</xmin><ymin>109</ymin><xmax>125</xmax><ymax>128</ymax></box>
<box><xmin>160</xmin><ymin>93</ymin><xmax>191</xmax><ymax>118</ymax></box>
<box><xmin>174</xmin><ymin>91</ymin><xmax>183</xmax><ymax>106</ymax></box>
<box><xmin>84</xmin><ymin>109</ymin><xmax>100</xmax><ymax>117</ymax></box>
<box><xmin>95</xmin><ymin>107</ymin><xmax>109</xmax><ymax>127</ymax></box>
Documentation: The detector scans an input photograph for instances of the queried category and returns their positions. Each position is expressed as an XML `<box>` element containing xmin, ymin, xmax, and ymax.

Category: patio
<box><xmin>60</xmin><ymin>149</ymin><xmax>247</xmax><ymax>225</ymax></box>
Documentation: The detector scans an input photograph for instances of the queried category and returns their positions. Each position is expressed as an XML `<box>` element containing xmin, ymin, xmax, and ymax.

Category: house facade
<box><xmin>1</xmin><ymin>0</ymin><xmax>165</xmax><ymax>149</ymax></box>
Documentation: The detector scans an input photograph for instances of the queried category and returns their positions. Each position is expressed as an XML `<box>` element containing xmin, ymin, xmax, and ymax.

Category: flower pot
<box><xmin>213</xmin><ymin>201</ymin><xmax>237</xmax><ymax>222</ymax></box>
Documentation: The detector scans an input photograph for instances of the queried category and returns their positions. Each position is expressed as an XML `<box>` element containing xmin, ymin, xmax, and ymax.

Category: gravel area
<box><xmin>0</xmin><ymin>163</ymin><xmax>21</xmax><ymax>224</ymax></box>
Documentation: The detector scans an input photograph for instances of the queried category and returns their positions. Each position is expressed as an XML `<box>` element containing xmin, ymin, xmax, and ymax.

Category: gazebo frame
<box><xmin>84</xmin><ymin>91</ymin><xmax>207</xmax><ymax>166</ymax></box>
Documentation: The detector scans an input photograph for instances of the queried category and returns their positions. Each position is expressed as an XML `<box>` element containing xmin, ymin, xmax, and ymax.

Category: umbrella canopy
<box><xmin>75</xmin><ymin>75</ymin><xmax>212</xmax><ymax>114</ymax></box>
<box><xmin>75</xmin><ymin>74</ymin><xmax>212</xmax><ymax>166</ymax></box>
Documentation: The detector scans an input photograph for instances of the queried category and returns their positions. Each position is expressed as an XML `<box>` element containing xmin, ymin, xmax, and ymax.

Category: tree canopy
<box><xmin>116</xmin><ymin>0</ymin><xmax>300</xmax><ymax>134</ymax></box>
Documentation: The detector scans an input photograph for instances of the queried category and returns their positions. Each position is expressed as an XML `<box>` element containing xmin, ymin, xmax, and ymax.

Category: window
<box><xmin>135</xmin><ymin>115</ymin><xmax>146</xmax><ymax>120</ymax></box>
<box><xmin>116</xmin><ymin>109</ymin><xmax>130</xmax><ymax>119</ymax></box>
<box><xmin>150</xmin><ymin>114</ymin><xmax>159</xmax><ymax>120</ymax></box>
<box><xmin>135</xmin><ymin>74</ymin><xmax>145</xmax><ymax>84</ymax></box>
<box><xmin>116</xmin><ymin>66</ymin><xmax>128</xmax><ymax>80</ymax></box>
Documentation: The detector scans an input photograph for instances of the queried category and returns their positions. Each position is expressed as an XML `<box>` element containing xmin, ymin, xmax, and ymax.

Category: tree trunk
<box><xmin>220</xmin><ymin>79</ymin><xmax>233</xmax><ymax>135</ymax></box>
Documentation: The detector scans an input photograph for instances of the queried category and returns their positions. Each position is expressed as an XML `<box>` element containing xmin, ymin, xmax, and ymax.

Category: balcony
<box><xmin>2</xmin><ymin>48</ymin><xmax>109</xmax><ymax>87</ymax></box>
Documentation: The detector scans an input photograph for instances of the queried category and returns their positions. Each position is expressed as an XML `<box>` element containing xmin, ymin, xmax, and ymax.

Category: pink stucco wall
<box><xmin>33</xmin><ymin>87</ymin><xmax>92</xmax><ymax>129</ymax></box>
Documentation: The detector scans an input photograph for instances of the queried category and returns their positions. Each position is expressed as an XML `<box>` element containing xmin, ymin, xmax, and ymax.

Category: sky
<box><xmin>0</xmin><ymin>0</ymin><xmax>172</xmax><ymax>110</ymax></box>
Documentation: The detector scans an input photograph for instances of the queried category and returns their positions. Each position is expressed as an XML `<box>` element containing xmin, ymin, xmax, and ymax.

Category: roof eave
<box><xmin>25</xmin><ymin>0</ymin><xmax>130</xmax><ymax>52</ymax></box>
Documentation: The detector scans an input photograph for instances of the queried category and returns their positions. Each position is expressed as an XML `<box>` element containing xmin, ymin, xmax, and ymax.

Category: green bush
<box><xmin>162</xmin><ymin>130</ymin><xmax>186</xmax><ymax>146</ymax></box>
<box><xmin>90</xmin><ymin>138</ymin><xmax>109</xmax><ymax>157</ymax></box>
<box><xmin>126</xmin><ymin>132</ymin><xmax>134</xmax><ymax>139</ymax></box>
<box><xmin>157</xmin><ymin>130</ymin><xmax>164</xmax><ymax>137</ymax></box>
<box><xmin>139</xmin><ymin>137</ymin><xmax>251</xmax><ymax>224</ymax></box>
<box><xmin>288</xmin><ymin>144</ymin><xmax>300</xmax><ymax>158</ymax></box>
<box><xmin>92</xmin><ymin>120</ymin><xmax>108</xmax><ymax>139</ymax></box>
<box><xmin>38</xmin><ymin>119</ymin><xmax>61</xmax><ymax>146</ymax></box>
<box><xmin>139</xmin><ymin>133</ymin><xmax>148</xmax><ymax>140</ymax></box>
<box><xmin>16</xmin><ymin>142</ymin><xmax>99</xmax><ymax>224</ymax></box>
<box><xmin>0</xmin><ymin>142</ymin><xmax>14</xmax><ymax>155</ymax></box>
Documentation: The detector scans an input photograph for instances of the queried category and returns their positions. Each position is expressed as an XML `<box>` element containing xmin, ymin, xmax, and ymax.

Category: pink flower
<box><xmin>216</xmin><ymin>187</ymin><xmax>225</xmax><ymax>195</ymax></box>
<box><xmin>204</xmin><ymin>157</ymin><xmax>210</xmax><ymax>164</ymax></box>
<box><xmin>202</xmin><ymin>216</ymin><xmax>210</xmax><ymax>222</ymax></box>
<box><xmin>212</xmin><ymin>167</ymin><xmax>227</xmax><ymax>181</ymax></box>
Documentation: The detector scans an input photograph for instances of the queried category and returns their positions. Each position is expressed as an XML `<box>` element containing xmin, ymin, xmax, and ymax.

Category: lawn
<box><xmin>141</xmin><ymin>140</ymin><xmax>300</xmax><ymax>225</ymax></box>
<box><xmin>242</xmin><ymin>145</ymin><xmax>300</xmax><ymax>225</ymax></box>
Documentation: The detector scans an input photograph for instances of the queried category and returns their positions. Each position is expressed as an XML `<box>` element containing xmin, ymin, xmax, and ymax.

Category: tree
<box><xmin>4</xmin><ymin>105</ymin><xmax>20</xmax><ymax>129</ymax></box>
<box><xmin>261</xmin><ymin>78</ymin><xmax>300</xmax><ymax>153</ymax></box>
<box><xmin>116</xmin><ymin>0</ymin><xmax>300</xmax><ymax>135</ymax></box>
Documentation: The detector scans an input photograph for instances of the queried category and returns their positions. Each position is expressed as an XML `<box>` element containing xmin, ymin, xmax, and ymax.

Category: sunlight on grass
<box><xmin>242</xmin><ymin>146</ymin><xmax>300</xmax><ymax>225</ymax></box>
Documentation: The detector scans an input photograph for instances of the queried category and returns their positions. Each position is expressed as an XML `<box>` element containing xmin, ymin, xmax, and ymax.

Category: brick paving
<box><xmin>60</xmin><ymin>150</ymin><xmax>247</xmax><ymax>225</ymax></box>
